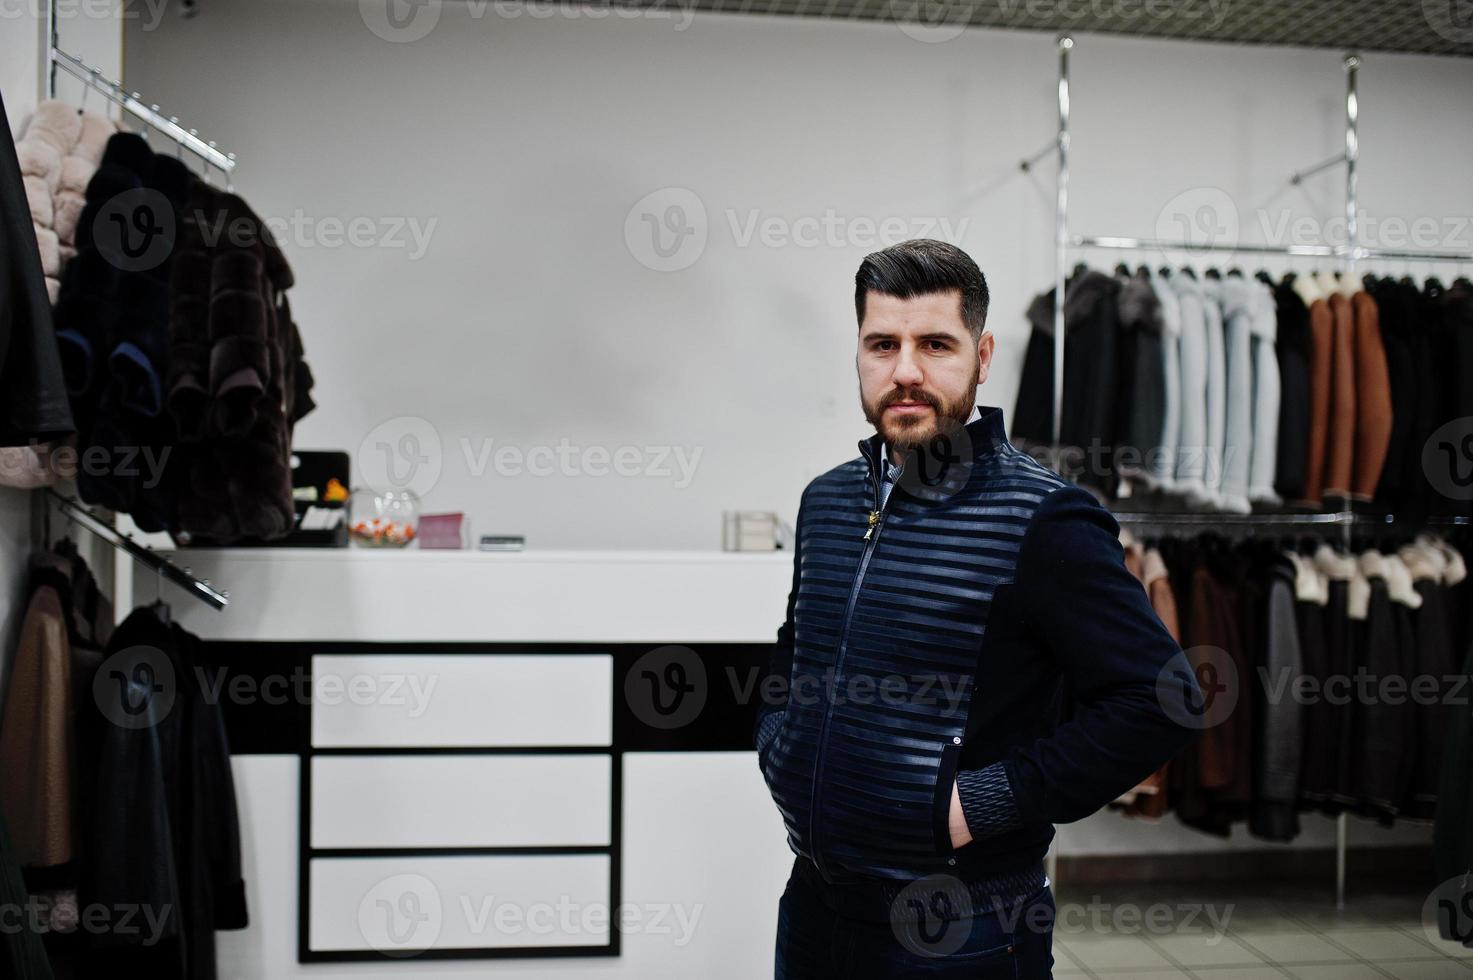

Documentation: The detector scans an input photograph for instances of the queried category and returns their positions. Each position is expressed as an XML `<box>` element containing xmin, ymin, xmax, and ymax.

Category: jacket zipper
<box><xmin>807</xmin><ymin>453</ymin><xmax>896</xmax><ymax>882</ymax></box>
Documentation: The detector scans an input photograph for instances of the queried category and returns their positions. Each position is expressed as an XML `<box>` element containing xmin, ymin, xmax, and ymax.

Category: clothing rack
<box><xmin>43</xmin><ymin>0</ymin><xmax>237</xmax><ymax>175</ymax></box>
<box><xmin>1037</xmin><ymin>38</ymin><xmax>1470</xmax><ymax>909</ymax></box>
<box><xmin>39</xmin><ymin>0</ymin><xmax>235</xmax><ymax>613</ymax></box>
<box><xmin>1046</xmin><ymin>42</ymin><xmax>1473</xmax><ymax>448</ymax></box>
<box><xmin>44</xmin><ymin>490</ymin><xmax>229</xmax><ymax>610</ymax></box>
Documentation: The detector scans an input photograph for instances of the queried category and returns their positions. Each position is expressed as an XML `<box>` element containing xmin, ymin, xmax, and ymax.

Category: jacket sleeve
<box><xmin>183</xmin><ymin>630</ymin><xmax>250</xmax><ymax>929</ymax></box>
<box><xmin>956</xmin><ymin>485</ymin><xmax>1202</xmax><ymax>835</ymax></box>
<box><xmin>0</xmin><ymin>90</ymin><xmax>76</xmax><ymax>446</ymax></box>
<box><xmin>752</xmin><ymin>489</ymin><xmax>806</xmax><ymax>765</ymax></box>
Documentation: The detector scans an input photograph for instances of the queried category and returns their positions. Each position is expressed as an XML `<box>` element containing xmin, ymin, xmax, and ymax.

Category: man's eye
<box><xmin>875</xmin><ymin>341</ymin><xmax>895</xmax><ymax>351</ymax></box>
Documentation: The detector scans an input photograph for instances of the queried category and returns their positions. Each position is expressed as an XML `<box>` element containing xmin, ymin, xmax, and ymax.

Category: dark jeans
<box><xmin>774</xmin><ymin>858</ymin><xmax>1056</xmax><ymax>978</ymax></box>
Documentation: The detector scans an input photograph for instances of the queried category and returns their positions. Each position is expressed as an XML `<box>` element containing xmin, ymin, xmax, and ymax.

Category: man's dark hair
<box><xmin>854</xmin><ymin>239</ymin><xmax>989</xmax><ymax>341</ymax></box>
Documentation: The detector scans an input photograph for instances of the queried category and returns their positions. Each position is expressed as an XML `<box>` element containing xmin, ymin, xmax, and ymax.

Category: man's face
<box><xmin>857</xmin><ymin>289</ymin><xmax>994</xmax><ymax>456</ymax></box>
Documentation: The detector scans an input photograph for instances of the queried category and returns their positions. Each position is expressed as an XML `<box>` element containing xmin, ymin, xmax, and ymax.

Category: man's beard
<box><xmin>861</xmin><ymin>367</ymin><xmax>979</xmax><ymax>455</ymax></box>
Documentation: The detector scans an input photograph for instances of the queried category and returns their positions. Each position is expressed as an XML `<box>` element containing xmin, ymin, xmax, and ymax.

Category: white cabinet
<box><xmin>304</xmin><ymin>650</ymin><xmax>618</xmax><ymax>960</ymax></box>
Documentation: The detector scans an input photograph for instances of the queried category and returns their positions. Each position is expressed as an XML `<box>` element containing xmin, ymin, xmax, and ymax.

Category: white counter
<box><xmin>162</xmin><ymin>547</ymin><xmax>794</xmax><ymax>642</ymax></box>
<box><xmin>159</xmin><ymin>546</ymin><xmax>1428</xmax><ymax>974</ymax></box>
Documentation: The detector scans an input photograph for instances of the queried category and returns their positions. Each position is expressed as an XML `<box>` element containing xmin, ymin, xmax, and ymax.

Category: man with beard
<box><xmin>755</xmin><ymin>239</ymin><xmax>1202</xmax><ymax>978</ymax></box>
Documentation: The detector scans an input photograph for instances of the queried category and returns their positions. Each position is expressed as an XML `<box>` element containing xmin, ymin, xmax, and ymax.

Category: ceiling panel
<box><xmin>644</xmin><ymin>0</ymin><xmax>1473</xmax><ymax>57</ymax></box>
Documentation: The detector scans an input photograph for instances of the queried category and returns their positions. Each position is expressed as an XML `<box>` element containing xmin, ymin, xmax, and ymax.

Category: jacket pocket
<box><xmin>931</xmin><ymin>738</ymin><xmax>963</xmax><ymax>855</ymax></box>
<box><xmin>945</xmin><ymin>939</ymin><xmax>1016</xmax><ymax>963</ymax></box>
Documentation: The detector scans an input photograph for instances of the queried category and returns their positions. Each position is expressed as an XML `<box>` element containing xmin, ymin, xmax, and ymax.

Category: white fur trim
<box><xmin>1445</xmin><ymin>548</ymin><xmax>1467</xmax><ymax>587</ymax></box>
<box><xmin>1380</xmin><ymin>553</ymin><xmax>1423</xmax><ymax>608</ymax></box>
<box><xmin>1315</xmin><ymin>544</ymin><xmax>1358</xmax><ymax>581</ymax></box>
<box><xmin>1348</xmin><ymin>572</ymin><xmax>1371</xmax><ymax>620</ymax></box>
<box><xmin>1399</xmin><ymin>541</ymin><xmax>1444</xmax><ymax>582</ymax></box>
<box><xmin>1287</xmin><ymin>552</ymin><xmax>1329</xmax><ymax>605</ymax></box>
<box><xmin>1292</xmin><ymin>274</ymin><xmax>1321</xmax><ymax>306</ymax></box>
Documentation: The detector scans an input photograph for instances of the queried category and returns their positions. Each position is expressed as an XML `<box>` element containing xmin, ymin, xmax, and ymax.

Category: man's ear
<box><xmin>976</xmin><ymin>330</ymin><xmax>995</xmax><ymax>385</ymax></box>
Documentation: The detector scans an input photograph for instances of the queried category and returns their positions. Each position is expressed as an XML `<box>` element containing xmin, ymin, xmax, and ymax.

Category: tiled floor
<box><xmin>1049</xmin><ymin>880</ymin><xmax>1473</xmax><ymax>979</ymax></box>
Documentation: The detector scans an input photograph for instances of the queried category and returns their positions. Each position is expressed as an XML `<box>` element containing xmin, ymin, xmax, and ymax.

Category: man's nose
<box><xmin>892</xmin><ymin>348</ymin><xmax>924</xmax><ymax>387</ymax></box>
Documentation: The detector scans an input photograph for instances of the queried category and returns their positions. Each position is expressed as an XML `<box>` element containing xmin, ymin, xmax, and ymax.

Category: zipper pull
<box><xmin>863</xmin><ymin>510</ymin><xmax>880</xmax><ymax>540</ymax></box>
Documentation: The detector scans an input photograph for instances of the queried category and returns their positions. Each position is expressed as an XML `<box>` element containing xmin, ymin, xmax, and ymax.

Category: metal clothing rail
<box><xmin>1037</xmin><ymin>39</ymin><xmax>1468</xmax><ymax>911</ymax></box>
<box><xmin>45</xmin><ymin>491</ymin><xmax>229</xmax><ymax>610</ymax></box>
<box><xmin>1071</xmin><ymin>236</ymin><xmax>1340</xmax><ymax>258</ymax></box>
<box><xmin>1347</xmin><ymin>245</ymin><xmax>1473</xmax><ymax>263</ymax></box>
<box><xmin>45</xmin><ymin>47</ymin><xmax>238</xmax><ymax>175</ymax></box>
<box><xmin>1112</xmin><ymin>511</ymin><xmax>1472</xmax><ymax>527</ymax></box>
<box><xmin>1072</xmin><ymin>236</ymin><xmax>1473</xmax><ymax>264</ymax></box>
<box><xmin>1112</xmin><ymin>511</ymin><xmax>1352</xmax><ymax>526</ymax></box>
<box><xmin>43</xmin><ymin>0</ymin><xmax>237</xmax><ymax>175</ymax></box>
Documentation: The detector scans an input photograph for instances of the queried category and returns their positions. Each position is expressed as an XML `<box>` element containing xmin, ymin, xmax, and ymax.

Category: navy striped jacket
<box><xmin>754</xmin><ymin>405</ymin><xmax>1201</xmax><ymax>884</ymax></box>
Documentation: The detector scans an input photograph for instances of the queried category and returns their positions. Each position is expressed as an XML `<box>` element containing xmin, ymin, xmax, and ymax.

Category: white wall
<box><xmin>119</xmin><ymin>0</ymin><xmax>1057</xmax><ymax>551</ymax></box>
<box><xmin>0</xmin><ymin>9</ymin><xmax>43</xmax><ymax>126</ymax></box>
<box><xmin>118</xmin><ymin>2</ymin><xmax>1473</xmax><ymax>552</ymax></box>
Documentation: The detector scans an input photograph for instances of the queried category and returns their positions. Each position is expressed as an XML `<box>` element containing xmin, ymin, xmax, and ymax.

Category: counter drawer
<box><xmin>310</xmin><ymin>753</ymin><xmax>612</xmax><ymax>848</ymax></box>
<box><xmin>310</xmin><ymin>653</ymin><xmax>612</xmax><ymax>748</ymax></box>
<box><xmin>308</xmin><ymin>853</ymin><xmax>611</xmax><ymax>953</ymax></box>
